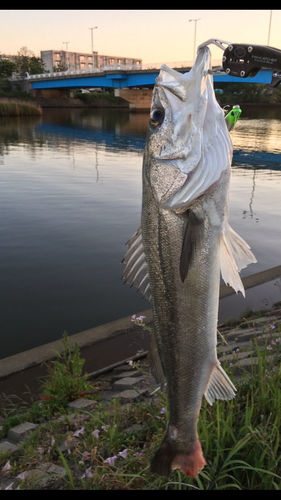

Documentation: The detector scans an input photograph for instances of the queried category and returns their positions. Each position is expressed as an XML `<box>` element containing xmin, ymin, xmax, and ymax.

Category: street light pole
<box><xmin>63</xmin><ymin>41</ymin><xmax>69</xmax><ymax>70</ymax></box>
<box><xmin>268</xmin><ymin>10</ymin><xmax>272</xmax><ymax>46</ymax></box>
<box><xmin>89</xmin><ymin>27</ymin><xmax>98</xmax><ymax>68</ymax></box>
<box><xmin>189</xmin><ymin>18</ymin><xmax>201</xmax><ymax>62</ymax></box>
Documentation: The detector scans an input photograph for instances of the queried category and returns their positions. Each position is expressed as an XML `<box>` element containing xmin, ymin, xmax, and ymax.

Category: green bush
<box><xmin>39</xmin><ymin>331</ymin><xmax>93</xmax><ymax>413</ymax></box>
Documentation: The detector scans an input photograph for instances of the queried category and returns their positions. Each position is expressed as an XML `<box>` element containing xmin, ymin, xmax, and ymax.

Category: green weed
<box><xmin>0</xmin><ymin>99</ymin><xmax>42</xmax><ymax>116</ymax></box>
<box><xmin>38</xmin><ymin>331</ymin><xmax>94</xmax><ymax>414</ymax></box>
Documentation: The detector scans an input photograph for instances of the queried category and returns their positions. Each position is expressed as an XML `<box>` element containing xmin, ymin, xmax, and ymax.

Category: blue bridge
<box><xmin>12</xmin><ymin>63</ymin><xmax>275</xmax><ymax>110</ymax></box>
<box><xmin>26</xmin><ymin>65</ymin><xmax>273</xmax><ymax>91</ymax></box>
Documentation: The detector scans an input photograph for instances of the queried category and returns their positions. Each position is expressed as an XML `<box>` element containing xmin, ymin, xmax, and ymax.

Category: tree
<box><xmin>0</xmin><ymin>59</ymin><xmax>16</xmax><ymax>78</ymax></box>
<box><xmin>53</xmin><ymin>61</ymin><xmax>68</xmax><ymax>72</ymax></box>
<box><xmin>15</xmin><ymin>47</ymin><xmax>47</xmax><ymax>76</ymax></box>
<box><xmin>29</xmin><ymin>56</ymin><xmax>47</xmax><ymax>75</ymax></box>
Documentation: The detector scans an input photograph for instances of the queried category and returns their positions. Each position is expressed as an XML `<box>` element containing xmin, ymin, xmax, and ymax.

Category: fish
<box><xmin>122</xmin><ymin>45</ymin><xmax>256</xmax><ymax>478</ymax></box>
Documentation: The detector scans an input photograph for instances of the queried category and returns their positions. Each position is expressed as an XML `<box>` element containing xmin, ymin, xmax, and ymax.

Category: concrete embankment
<box><xmin>0</xmin><ymin>266</ymin><xmax>281</xmax><ymax>402</ymax></box>
<box><xmin>0</xmin><ymin>309</ymin><xmax>152</xmax><ymax>403</ymax></box>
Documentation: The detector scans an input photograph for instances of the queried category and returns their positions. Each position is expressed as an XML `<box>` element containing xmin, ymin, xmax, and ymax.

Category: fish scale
<box><xmin>122</xmin><ymin>44</ymin><xmax>256</xmax><ymax>477</ymax></box>
<box><xmin>142</xmin><ymin>169</ymin><xmax>221</xmax><ymax>474</ymax></box>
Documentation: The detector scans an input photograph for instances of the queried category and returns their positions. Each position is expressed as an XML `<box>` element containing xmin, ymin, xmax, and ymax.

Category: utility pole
<box><xmin>89</xmin><ymin>27</ymin><xmax>98</xmax><ymax>68</ymax></box>
<box><xmin>268</xmin><ymin>10</ymin><xmax>272</xmax><ymax>46</ymax></box>
<box><xmin>189</xmin><ymin>18</ymin><xmax>201</xmax><ymax>62</ymax></box>
<box><xmin>63</xmin><ymin>41</ymin><xmax>69</xmax><ymax>70</ymax></box>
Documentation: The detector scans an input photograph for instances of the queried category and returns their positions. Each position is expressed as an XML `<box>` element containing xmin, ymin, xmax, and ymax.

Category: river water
<box><xmin>0</xmin><ymin>106</ymin><xmax>281</xmax><ymax>359</ymax></box>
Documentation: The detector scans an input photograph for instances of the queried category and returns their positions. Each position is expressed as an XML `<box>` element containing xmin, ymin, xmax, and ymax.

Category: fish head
<box><xmin>145</xmin><ymin>46</ymin><xmax>232</xmax><ymax>210</ymax></box>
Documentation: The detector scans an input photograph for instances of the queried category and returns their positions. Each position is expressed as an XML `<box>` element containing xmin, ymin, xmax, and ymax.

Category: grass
<box><xmin>0</xmin><ymin>319</ymin><xmax>281</xmax><ymax>490</ymax></box>
<box><xmin>0</xmin><ymin>99</ymin><xmax>42</xmax><ymax>116</ymax></box>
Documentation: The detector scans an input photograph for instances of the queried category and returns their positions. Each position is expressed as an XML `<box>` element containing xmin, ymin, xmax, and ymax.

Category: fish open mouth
<box><xmin>157</xmin><ymin>46</ymin><xmax>211</xmax><ymax>103</ymax></box>
<box><xmin>151</xmin><ymin>46</ymin><xmax>232</xmax><ymax>211</ymax></box>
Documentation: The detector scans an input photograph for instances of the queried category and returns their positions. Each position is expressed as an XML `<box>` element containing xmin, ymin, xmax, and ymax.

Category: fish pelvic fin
<box><xmin>204</xmin><ymin>361</ymin><xmax>236</xmax><ymax>405</ymax></box>
<box><xmin>220</xmin><ymin>223</ymin><xmax>257</xmax><ymax>297</ymax></box>
<box><xmin>150</xmin><ymin>437</ymin><xmax>206</xmax><ymax>478</ymax></box>
<box><xmin>148</xmin><ymin>329</ymin><xmax>166</xmax><ymax>391</ymax></box>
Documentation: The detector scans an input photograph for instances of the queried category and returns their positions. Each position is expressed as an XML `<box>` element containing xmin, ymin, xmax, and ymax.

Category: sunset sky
<box><xmin>0</xmin><ymin>10</ymin><xmax>279</xmax><ymax>64</ymax></box>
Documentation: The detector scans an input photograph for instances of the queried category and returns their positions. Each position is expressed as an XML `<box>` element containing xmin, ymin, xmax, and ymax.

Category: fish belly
<box><xmin>142</xmin><ymin>182</ymin><xmax>220</xmax><ymax>476</ymax></box>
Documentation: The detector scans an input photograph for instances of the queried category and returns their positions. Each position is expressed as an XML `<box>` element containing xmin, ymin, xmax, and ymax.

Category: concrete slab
<box><xmin>67</xmin><ymin>398</ymin><xmax>95</xmax><ymax>411</ymax></box>
<box><xmin>113</xmin><ymin>388</ymin><xmax>149</xmax><ymax>402</ymax></box>
<box><xmin>112</xmin><ymin>377</ymin><xmax>143</xmax><ymax>391</ymax></box>
<box><xmin>8</xmin><ymin>422</ymin><xmax>37</xmax><ymax>443</ymax></box>
<box><xmin>100</xmin><ymin>390</ymin><xmax>120</xmax><ymax>401</ymax></box>
<box><xmin>22</xmin><ymin>462</ymin><xmax>67</xmax><ymax>489</ymax></box>
<box><xmin>0</xmin><ymin>440</ymin><xmax>19</xmax><ymax>453</ymax></box>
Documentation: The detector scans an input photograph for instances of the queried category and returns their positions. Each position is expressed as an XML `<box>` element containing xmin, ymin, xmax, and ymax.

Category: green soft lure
<box><xmin>225</xmin><ymin>105</ymin><xmax>242</xmax><ymax>132</ymax></box>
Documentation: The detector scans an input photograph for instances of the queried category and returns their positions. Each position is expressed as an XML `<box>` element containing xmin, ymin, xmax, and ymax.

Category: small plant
<box><xmin>39</xmin><ymin>331</ymin><xmax>93</xmax><ymax>413</ymax></box>
<box><xmin>131</xmin><ymin>314</ymin><xmax>152</xmax><ymax>333</ymax></box>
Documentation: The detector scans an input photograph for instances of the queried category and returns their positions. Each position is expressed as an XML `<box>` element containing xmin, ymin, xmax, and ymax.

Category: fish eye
<box><xmin>149</xmin><ymin>108</ymin><xmax>165</xmax><ymax>128</ymax></box>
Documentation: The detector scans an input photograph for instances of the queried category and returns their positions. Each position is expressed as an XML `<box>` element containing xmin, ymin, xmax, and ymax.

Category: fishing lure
<box><xmin>225</xmin><ymin>105</ymin><xmax>242</xmax><ymax>132</ymax></box>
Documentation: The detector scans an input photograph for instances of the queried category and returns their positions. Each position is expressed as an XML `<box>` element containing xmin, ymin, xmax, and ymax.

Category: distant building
<box><xmin>41</xmin><ymin>50</ymin><xmax>142</xmax><ymax>72</ymax></box>
<box><xmin>0</xmin><ymin>54</ymin><xmax>16</xmax><ymax>63</ymax></box>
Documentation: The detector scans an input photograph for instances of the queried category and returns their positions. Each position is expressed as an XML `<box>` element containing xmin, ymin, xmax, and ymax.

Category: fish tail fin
<box><xmin>150</xmin><ymin>437</ymin><xmax>206</xmax><ymax>478</ymax></box>
<box><xmin>204</xmin><ymin>361</ymin><xmax>236</xmax><ymax>405</ymax></box>
<box><xmin>220</xmin><ymin>223</ymin><xmax>256</xmax><ymax>297</ymax></box>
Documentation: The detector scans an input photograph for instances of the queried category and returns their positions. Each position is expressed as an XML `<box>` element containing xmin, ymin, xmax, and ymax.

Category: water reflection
<box><xmin>242</xmin><ymin>169</ymin><xmax>259</xmax><ymax>222</ymax></box>
<box><xmin>1</xmin><ymin>108</ymin><xmax>280</xmax><ymax>168</ymax></box>
<box><xmin>0</xmin><ymin>107</ymin><xmax>280</xmax><ymax>359</ymax></box>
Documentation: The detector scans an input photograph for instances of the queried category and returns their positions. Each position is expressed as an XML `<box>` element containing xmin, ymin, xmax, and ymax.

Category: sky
<box><xmin>0</xmin><ymin>9</ymin><xmax>280</xmax><ymax>64</ymax></box>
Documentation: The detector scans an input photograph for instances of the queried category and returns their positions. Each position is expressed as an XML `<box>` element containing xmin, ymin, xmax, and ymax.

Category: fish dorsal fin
<box><xmin>148</xmin><ymin>329</ymin><xmax>166</xmax><ymax>391</ymax></box>
<box><xmin>220</xmin><ymin>224</ymin><xmax>257</xmax><ymax>297</ymax></box>
<box><xmin>180</xmin><ymin>210</ymin><xmax>204</xmax><ymax>282</ymax></box>
<box><xmin>121</xmin><ymin>225</ymin><xmax>152</xmax><ymax>302</ymax></box>
<box><xmin>204</xmin><ymin>361</ymin><xmax>236</xmax><ymax>405</ymax></box>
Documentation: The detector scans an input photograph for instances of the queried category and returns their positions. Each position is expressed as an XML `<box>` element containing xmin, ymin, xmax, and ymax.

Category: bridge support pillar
<box><xmin>114</xmin><ymin>88</ymin><xmax>153</xmax><ymax>110</ymax></box>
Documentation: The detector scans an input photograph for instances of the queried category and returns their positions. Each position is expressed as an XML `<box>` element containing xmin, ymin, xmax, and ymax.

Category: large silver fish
<box><xmin>122</xmin><ymin>45</ymin><xmax>256</xmax><ymax>478</ymax></box>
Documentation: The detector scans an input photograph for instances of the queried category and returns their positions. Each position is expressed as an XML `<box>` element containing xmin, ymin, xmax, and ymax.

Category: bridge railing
<box><xmin>9</xmin><ymin>60</ymin><xmax>223</xmax><ymax>81</ymax></box>
<box><xmin>17</xmin><ymin>64</ymin><xmax>143</xmax><ymax>80</ymax></box>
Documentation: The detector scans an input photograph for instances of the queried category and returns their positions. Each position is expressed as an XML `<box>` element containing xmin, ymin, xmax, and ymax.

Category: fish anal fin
<box><xmin>220</xmin><ymin>224</ymin><xmax>256</xmax><ymax>297</ymax></box>
<box><xmin>204</xmin><ymin>361</ymin><xmax>236</xmax><ymax>406</ymax></box>
<box><xmin>180</xmin><ymin>210</ymin><xmax>203</xmax><ymax>283</ymax></box>
<box><xmin>148</xmin><ymin>330</ymin><xmax>166</xmax><ymax>391</ymax></box>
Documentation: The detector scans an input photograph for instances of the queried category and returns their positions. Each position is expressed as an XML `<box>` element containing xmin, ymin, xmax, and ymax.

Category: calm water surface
<box><xmin>0</xmin><ymin>107</ymin><xmax>281</xmax><ymax>359</ymax></box>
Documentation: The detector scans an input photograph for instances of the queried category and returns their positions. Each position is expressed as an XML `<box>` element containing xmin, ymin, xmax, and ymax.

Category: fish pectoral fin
<box><xmin>219</xmin><ymin>224</ymin><xmax>257</xmax><ymax>297</ymax></box>
<box><xmin>204</xmin><ymin>361</ymin><xmax>236</xmax><ymax>405</ymax></box>
<box><xmin>148</xmin><ymin>329</ymin><xmax>166</xmax><ymax>391</ymax></box>
<box><xmin>122</xmin><ymin>225</ymin><xmax>152</xmax><ymax>302</ymax></box>
<box><xmin>180</xmin><ymin>210</ymin><xmax>204</xmax><ymax>282</ymax></box>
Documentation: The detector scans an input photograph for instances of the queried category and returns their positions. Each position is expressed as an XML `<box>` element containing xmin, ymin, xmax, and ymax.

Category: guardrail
<box><xmin>9</xmin><ymin>60</ymin><xmax>223</xmax><ymax>81</ymax></box>
<box><xmin>10</xmin><ymin>64</ymin><xmax>143</xmax><ymax>81</ymax></box>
